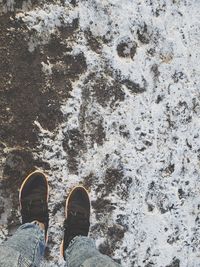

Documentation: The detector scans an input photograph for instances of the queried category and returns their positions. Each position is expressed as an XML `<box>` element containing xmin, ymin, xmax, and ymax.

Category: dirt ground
<box><xmin>0</xmin><ymin>4</ymin><xmax>128</xmax><ymax>263</ymax></box>
<box><xmin>0</xmin><ymin>1</ymin><xmax>199</xmax><ymax>267</ymax></box>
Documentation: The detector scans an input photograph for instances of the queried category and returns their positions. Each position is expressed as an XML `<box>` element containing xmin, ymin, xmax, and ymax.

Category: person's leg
<box><xmin>0</xmin><ymin>170</ymin><xmax>49</xmax><ymax>267</ymax></box>
<box><xmin>0</xmin><ymin>221</ymin><xmax>45</xmax><ymax>267</ymax></box>
<box><xmin>61</xmin><ymin>186</ymin><xmax>120</xmax><ymax>267</ymax></box>
<box><xmin>64</xmin><ymin>236</ymin><xmax>120</xmax><ymax>267</ymax></box>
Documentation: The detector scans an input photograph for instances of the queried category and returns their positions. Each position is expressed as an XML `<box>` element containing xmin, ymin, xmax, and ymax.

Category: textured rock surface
<box><xmin>0</xmin><ymin>0</ymin><xmax>200</xmax><ymax>266</ymax></box>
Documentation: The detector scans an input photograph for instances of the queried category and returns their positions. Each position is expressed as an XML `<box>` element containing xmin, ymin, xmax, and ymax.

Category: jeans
<box><xmin>0</xmin><ymin>223</ymin><xmax>120</xmax><ymax>267</ymax></box>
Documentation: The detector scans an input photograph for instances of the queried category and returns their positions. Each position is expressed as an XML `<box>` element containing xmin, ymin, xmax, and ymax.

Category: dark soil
<box><xmin>117</xmin><ymin>38</ymin><xmax>137</xmax><ymax>59</ymax></box>
<box><xmin>0</xmin><ymin>11</ymin><xmax>83</xmax><ymax>234</ymax></box>
<box><xmin>0</xmin><ymin>5</ymin><xmax>136</xmax><ymax>264</ymax></box>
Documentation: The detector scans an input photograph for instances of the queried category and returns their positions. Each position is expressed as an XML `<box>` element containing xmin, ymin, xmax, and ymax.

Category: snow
<box><xmin>1</xmin><ymin>0</ymin><xmax>200</xmax><ymax>266</ymax></box>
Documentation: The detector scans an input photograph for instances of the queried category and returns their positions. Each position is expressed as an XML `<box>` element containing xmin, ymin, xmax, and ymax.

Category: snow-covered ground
<box><xmin>0</xmin><ymin>0</ymin><xmax>200</xmax><ymax>266</ymax></box>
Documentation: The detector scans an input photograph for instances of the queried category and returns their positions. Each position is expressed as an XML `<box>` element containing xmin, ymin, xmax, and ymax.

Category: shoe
<box><xmin>19</xmin><ymin>170</ymin><xmax>49</xmax><ymax>241</ymax></box>
<box><xmin>61</xmin><ymin>186</ymin><xmax>90</xmax><ymax>259</ymax></box>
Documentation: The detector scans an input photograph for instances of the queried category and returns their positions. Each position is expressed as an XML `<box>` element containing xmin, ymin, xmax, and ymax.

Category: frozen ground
<box><xmin>0</xmin><ymin>0</ymin><xmax>200</xmax><ymax>266</ymax></box>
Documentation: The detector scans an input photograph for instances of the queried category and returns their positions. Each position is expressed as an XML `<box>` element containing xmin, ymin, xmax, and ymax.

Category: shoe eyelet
<box><xmin>70</xmin><ymin>211</ymin><xmax>77</xmax><ymax>216</ymax></box>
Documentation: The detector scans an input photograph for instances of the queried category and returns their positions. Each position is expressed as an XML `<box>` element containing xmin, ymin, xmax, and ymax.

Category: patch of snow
<box><xmin>4</xmin><ymin>0</ymin><xmax>200</xmax><ymax>266</ymax></box>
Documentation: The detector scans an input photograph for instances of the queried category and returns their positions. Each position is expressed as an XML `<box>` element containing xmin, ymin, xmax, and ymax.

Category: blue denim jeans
<box><xmin>0</xmin><ymin>222</ymin><xmax>120</xmax><ymax>267</ymax></box>
<box><xmin>65</xmin><ymin>236</ymin><xmax>120</xmax><ymax>267</ymax></box>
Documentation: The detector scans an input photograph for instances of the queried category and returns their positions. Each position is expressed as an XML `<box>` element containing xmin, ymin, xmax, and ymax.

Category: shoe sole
<box><xmin>19</xmin><ymin>170</ymin><xmax>49</xmax><ymax>244</ymax></box>
<box><xmin>60</xmin><ymin>185</ymin><xmax>90</xmax><ymax>258</ymax></box>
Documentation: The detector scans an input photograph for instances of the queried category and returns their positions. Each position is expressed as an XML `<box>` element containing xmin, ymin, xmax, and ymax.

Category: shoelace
<box><xmin>21</xmin><ymin>199</ymin><xmax>49</xmax><ymax>223</ymax></box>
<box><xmin>64</xmin><ymin>210</ymin><xmax>90</xmax><ymax>237</ymax></box>
<box><xmin>21</xmin><ymin>185</ymin><xmax>49</xmax><ymax>226</ymax></box>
